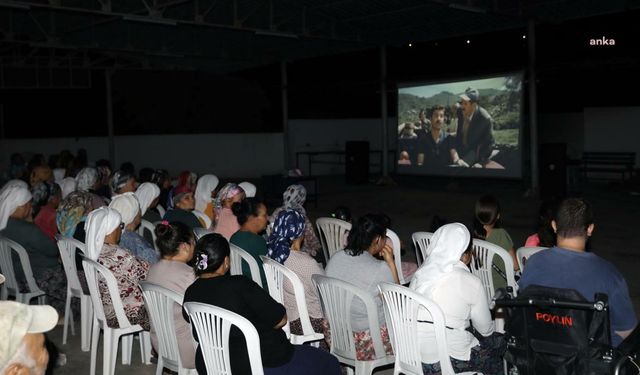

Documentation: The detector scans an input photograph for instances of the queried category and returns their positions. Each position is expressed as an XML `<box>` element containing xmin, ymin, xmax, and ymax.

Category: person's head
<box><xmin>173</xmin><ymin>185</ymin><xmax>195</xmax><ymax>211</ymax></box>
<box><xmin>0</xmin><ymin>301</ymin><xmax>58</xmax><ymax>375</ymax></box>
<box><xmin>29</xmin><ymin>166</ymin><xmax>53</xmax><ymax>188</ymax></box>
<box><xmin>177</xmin><ymin>171</ymin><xmax>197</xmax><ymax>190</ymax></box>
<box><xmin>231</xmin><ymin>198</ymin><xmax>268</xmax><ymax>234</ymax></box>
<box><xmin>31</xmin><ymin>182</ymin><xmax>61</xmax><ymax>216</ymax></box>
<box><xmin>155</xmin><ymin>221</ymin><xmax>195</xmax><ymax>262</ymax></box>
<box><xmin>345</xmin><ymin>213</ymin><xmax>388</xmax><ymax>256</ymax></box>
<box><xmin>214</xmin><ymin>183</ymin><xmax>245</xmax><ymax>209</ymax></box>
<box><xmin>552</xmin><ymin>198</ymin><xmax>594</xmax><ymax>240</ymax></box>
<box><xmin>473</xmin><ymin>194</ymin><xmax>501</xmax><ymax>239</ymax></box>
<box><xmin>151</xmin><ymin>169</ymin><xmax>171</xmax><ymax>190</ymax></box>
<box><xmin>84</xmin><ymin>207</ymin><xmax>123</xmax><ymax>260</ymax></box>
<box><xmin>109</xmin><ymin>192</ymin><xmax>141</xmax><ymax>231</ymax></box>
<box><xmin>460</xmin><ymin>87</ymin><xmax>479</xmax><ymax>118</ymax></box>
<box><xmin>193</xmin><ymin>233</ymin><xmax>230</xmax><ymax>276</ymax></box>
<box><xmin>418</xmin><ymin>109</ymin><xmax>426</xmax><ymax>123</ymax></box>
<box><xmin>430</xmin><ymin>105</ymin><xmax>445</xmax><ymax>131</ymax></box>
<box><xmin>0</xmin><ymin>186</ymin><xmax>33</xmax><ymax>230</ymax></box>
<box><xmin>238</xmin><ymin>182</ymin><xmax>257</xmax><ymax>198</ymax></box>
<box><xmin>55</xmin><ymin>191</ymin><xmax>94</xmax><ymax>237</ymax></box>
<box><xmin>119</xmin><ymin>162</ymin><xmax>135</xmax><ymax>177</ymax></box>
<box><xmin>331</xmin><ymin>206</ymin><xmax>352</xmax><ymax>222</ymax></box>
<box><xmin>109</xmin><ymin>170</ymin><xmax>136</xmax><ymax>196</ymax></box>
<box><xmin>282</xmin><ymin>184</ymin><xmax>307</xmax><ymax>213</ymax></box>
<box><xmin>266</xmin><ymin>209</ymin><xmax>306</xmax><ymax>263</ymax></box>
<box><xmin>536</xmin><ymin>200</ymin><xmax>558</xmax><ymax>247</ymax></box>
<box><xmin>95</xmin><ymin>160</ymin><xmax>112</xmax><ymax>187</ymax></box>
<box><xmin>194</xmin><ymin>175</ymin><xmax>219</xmax><ymax>212</ymax></box>
<box><xmin>134</xmin><ymin>182</ymin><xmax>161</xmax><ymax>216</ymax></box>
<box><xmin>138</xmin><ymin>167</ymin><xmax>154</xmax><ymax>184</ymax></box>
<box><xmin>75</xmin><ymin>167</ymin><xmax>99</xmax><ymax>192</ymax></box>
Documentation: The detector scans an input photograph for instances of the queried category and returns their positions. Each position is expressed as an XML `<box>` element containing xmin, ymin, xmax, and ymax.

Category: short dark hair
<box><xmin>430</xmin><ymin>105</ymin><xmax>445</xmax><ymax>118</ymax></box>
<box><xmin>193</xmin><ymin>233</ymin><xmax>230</xmax><ymax>276</ymax></box>
<box><xmin>345</xmin><ymin>213</ymin><xmax>388</xmax><ymax>256</ymax></box>
<box><xmin>155</xmin><ymin>221</ymin><xmax>195</xmax><ymax>258</ymax></box>
<box><xmin>231</xmin><ymin>197</ymin><xmax>264</xmax><ymax>226</ymax></box>
<box><xmin>554</xmin><ymin>198</ymin><xmax>593</xmax><ymax>238</ymax></box>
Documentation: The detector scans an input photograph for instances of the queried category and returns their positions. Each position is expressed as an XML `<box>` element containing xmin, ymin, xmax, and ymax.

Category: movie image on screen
<box><xmin>397</xmin><ymin>73</ymin><xmax>523</xmax><ymax>178</ymax></box>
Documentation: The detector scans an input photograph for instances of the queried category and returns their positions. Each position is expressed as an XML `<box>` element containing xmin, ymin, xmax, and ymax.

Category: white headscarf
<box><xmin>0</xmin><ymin>186</ymin><xmax>32</xmax><ymax>231</ymax></box>
<box><xmin>108</xmin><ymin>192</ymin><xmax>140</xmax><ymax>226</ymax></box>
<box><xmin>0</xmin><ymin>179</ymin><xmax>29</xmax><ymax>194</ymax></box>
<box><xmin>60</xmin><ymin>177</ymin><xmax>77</xmax><ymax>199</ymax></box>
<box><xmin>135</xmin><ymin>182</ymin><xmax>160</xmax><ymax>216</ymax></box>
<box><xmin>239</xmin><ymin>182</ymin><xmax>256</xmax><ymax>198</ymax></box>
<box><xmin>53</xmin><ymin>168</ymin><xmax>66</xmax><ymax>184</ymax></box>
<box><xmin>194</xmin><ymin>174</ymin><xmax>219</xmax><ymax>213</ymax></box>
<box><xmin>409</xmin><ymin>223</ymin><xmax>471</xmax><ymax>297</ymax></box>
<box><xmin>76</xmin><ymin>167</ymin><xmax>98</xmax><ymax>192</ymax></box>
<box><xmin>84</xmin><ymin>207</ymin><xmax>121</xmax><ymax>260</ymax></box>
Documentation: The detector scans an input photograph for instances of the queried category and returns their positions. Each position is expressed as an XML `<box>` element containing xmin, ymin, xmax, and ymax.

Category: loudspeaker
<box><xmin>539</xmin><ymin>143</ymin><xmax>567</xmax><ymax>200</ymax></box>
<box><xmin>345</xmin><ymin>141</ymin><xmax>369</xmax><ymax>184</ymax></box>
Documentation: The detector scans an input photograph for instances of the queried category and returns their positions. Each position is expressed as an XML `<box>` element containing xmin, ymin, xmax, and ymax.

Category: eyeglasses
<box><xmin>119</xmin><ymin>222</ymin><xmax>125</xmax><ymax>229</ymax></box>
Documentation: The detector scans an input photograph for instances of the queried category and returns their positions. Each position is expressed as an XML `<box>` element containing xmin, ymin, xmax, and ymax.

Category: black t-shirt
<box><xmin>183</xmin><ymin>275</ymin><xmax>294</xmax><ymax>374</ymax></box>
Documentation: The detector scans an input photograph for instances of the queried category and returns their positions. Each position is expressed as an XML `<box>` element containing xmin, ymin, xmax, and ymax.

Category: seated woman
<box><xmin>410</xmin><ymin>223</ymin><xmax>504</xmax><ymax>375</ymax></box>
<box><xmin>75</xmin><ymin>167</ymin><xmax>107</xmax><ymax>209</ymax></box>
<box><xmin>163</xmin><ymin>185</ymin><xmax>202</xmax><ymax>229</ymax></box>
<box><xmin>135</xmin><ymin>182</ymin><xmax>162</xmax><ymax>224</ymax></box>
<box><xmin>194</xmin><ymin>174</ymin><xmax>219</xmax><ymax>223</ymax></box>
<box><xmin>32</xmin><ymin>181</ymin><xmax>62</xmax><ymax>241</ymax></box>
<box><xmin>270</xmin><ymin>185</ymin><xmax>321</xmax><ymax>258</ymax></box>
<box><xmin>213</xmin><ymin>183</ymin><xmax>245</xmax><ymax>240</ymax></box>
<box><xmin>85</xmin><ymin>207</ymin><xmax>150</xmax><ymax>330</ymax></box>
<box><xmin>110</xmin><ymin>193</ymin><xmax>158</xmax><ymax>264</ymax></box>
<box><xmin>325</xmin><ymin>213</ymin><xmax>397</xmax><ymax>360</ymax></box>
<box><xmin>229</xmin><ymin>198</ymin><xmax>269</xmax><ymax>287</ymax></box>
<box><xmin>183</xmin><ymin>233</ymin><xmax>340</xmax><ymax>375</ymax></box>
<box><xmin>146</xmin><ymin>221</ymin><xmax>196</xmax><ymax>369</ymax></box>
<box><xmin>473</xmin><ymin>194</ymin><xmax>518</xmax><ymax>290</ymax></box>
<box><xmin>267</xmin><ymin>209</ymin><xmax>328</xmax><ymax>349</ymax></box>
<box><xmin>525</xmin><ymin>200</ymin><xmax>557</xmax><ymax>248</ymax></box>
<box><xmin>109</xmin><ymin>170</ymin><xmax>137</xmax><ymax>197</ymax></box>
<box><xmin>0</xmin><ymin>185</ymin><xmax>66</xmax><ymax>315</ymax></box>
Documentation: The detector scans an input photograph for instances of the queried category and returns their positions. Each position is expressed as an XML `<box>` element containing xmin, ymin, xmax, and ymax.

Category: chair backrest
<box><xmin>315</xmin><ymin>217</ymin><xmax>352</xmax><ymax>261</ymax></box>
<box><xmin>138</xmin><ymin>219</ymin><xmax>158</xmax><ymax>251</ymax></box>
<box><xmin>229</xmin><ymin>243</ymin><xmax>262</xmax><ymax>286</ymax></box>
<box><xmin>386</xmin><ymin>229</ymin><xmax>406</xmax><ymax>284</ymax></box>
<box><xmin>470</xmin><ymin>238</ymin><xmax>518</xmax><ymax>302</ymax></box>
<box><xmin>183</xmin><ymin>302</ymin><xmax>264</xmax><ymax>375</ymax></box>
<box><xmin>56</xmin><ymin>235</ymin><xmax>86</xmax><ymax>294</ymax></box>
<box><xmin>139</xmin><ymin>282</ymin><xmax>186</xmax><ymax>369</ymax></box>
<box><xmin>192</xmin><ymin>210</ymin><xmax>212</xmax><ymax>229</ymax></box>
<box><xmin>515</xmin><ymin>246</ymin><xmax>547</xmax><ymax>271</ymax></box>
<box><xmin>0</xmin><ymin>236</ymin><xmax>44</xmax><ymax>300</ymax></box>
<box><xmin>312</xmin><ymin>274</ymin><xmax>386</xmax><ymax>361</ymax></box>
<box><xmin>81</xmin><ymin>256</ymin><xmax>134</xmax><ymax>329</ymax></box>
<box><xmin>192</xmin><ymin>227</ymin><xmax>212</xmax><ymax>241</ymax></box>
<box><xmin>378</xmin><ymin>283</ymin><xmax>457</xmax><ymax>375</ymax></box>
<box><xmin>156</xmin><ymin>205</ymin><xmax>166</xmax><ymax>218</ymax></box>
<box><xmin>411</xmin><ymin>232</ymin><xmax>433</xmax><ymax>267</ymax></box>
<box><xmin>259</xmin><ymin>256</ymin><xmax>317</xmax><ymax>340</ymax></box>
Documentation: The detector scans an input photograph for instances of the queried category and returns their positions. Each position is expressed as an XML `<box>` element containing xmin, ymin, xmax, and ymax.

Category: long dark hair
<box><xmin>473</xmin><ymin>194</ymin><xmax>501</xmax><ymax>240</ymax></box>
<box><xmin>536</xmin><ymin>200</ymin><xmax>557</xmax><ymax>247</ymax></box>
<box><xmin>345</xmin><ymin>213</ymin><xmax>387</xmax><ymax>256</ymax></box>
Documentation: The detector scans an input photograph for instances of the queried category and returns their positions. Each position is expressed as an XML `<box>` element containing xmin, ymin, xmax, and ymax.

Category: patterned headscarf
<box><xmin>56</xmin><ymin>191</ymin><xmax>94</xmax><ymax>237</ymax></box>
<box><xmin>76</xmin><ymin>167</ymin><xmax>98</xmax><ymax>192</ymax></box>
<box><xmin>0</xmin><ymin>186</ymin><xmax>32</xmax><ymax>231</ymax></box>
<box><xmin>84</xmin><ymin>207</ymin><xmax>121</xmax><ymax>260</ymax></box>
<box><xmin>267</xmin><ymin>209</ymin><xmax>306</xmax><ymax>264</ymax></box>
<box><xmin>213</xmin><ymin>183</ymin><xmax>244</xmax><ymax>210</ymax></box>
<box><xmin>31</xmin><ymin>181</ymin><xmax>61</xmax><ymax>215</ymax></box>
<box><xmin>135</xmin><ymin>182</ymin><xmax>160</xmax><ymax>216</ymax></box>
<box><xmin>109</xmin><ymin>170</ymin><xmax>134</xmax><ymax>197</ymax></box>
<box><xmin>195</xmin><ymin>174</ymin><xmax>219</xmax><ymax>212</ymax></box>
<box><xmin>282</xmin><ymin>184</ymin><xmax>307</xmax><ymax>216</ymax></box>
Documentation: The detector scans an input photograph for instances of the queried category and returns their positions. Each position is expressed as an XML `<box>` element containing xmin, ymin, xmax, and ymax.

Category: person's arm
<box><xmin>241</xmin><ymin>277</ymin><xmax>288</xmax><ymax>330</ymax></box>
<box><xmin>609</xmin><ymin>275</ymin><xmax>638</xmax><ymax>343</ymax></box>
<box><xmin>274</xmin><ymin>315</ymin><xmax>287</xmax><ymax>329</ymax></box>
<box><xmin>469</xmin><ymin>280</ymin><xmax>494</xmax><ymax>336</ymax></box>
<box><xmin>379</xmin><ymin>242</ymin><xmax>400</xmax><ymax>284</ymax></box>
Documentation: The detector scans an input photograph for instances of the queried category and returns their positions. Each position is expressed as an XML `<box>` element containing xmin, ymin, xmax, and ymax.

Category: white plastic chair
<box><xmin>378</xmin><ymin>283</ymin><xmax>481</xmax><ymax>375</ymax></box>
<box><xmin>229</xmin><ymin>243</ymin><xmax>263</xmax><ymax>286</ymax></box>
<box><xmin>191</xmin><ymin>210</ymin><xmax>212</xmax><ymax>229</ymax></box>
<box><xmin>386</xmin><ymin>229</ymin><xmax>408</xmax><ymax>285</ymax></box>
<box><xmin>0</xmin><ymin>236</ymin><xmax>46</xmax><ymax>304</ymax></box>
<box><xmin>411</xmin><ymin>232</ymin><xmax>433</xmax><ymax>267</ymax></box>
<box><xmin>183</xmin><ymin>301</ymin><xmax>264</xmax><ymax>375</ymax></box>
<box><xmin>82</xmin><ymin>256</ymin><xmax>152</xmax><ymax>375</ymax></box>
<box><xmin>316</xmin><ymin>217</ymin><xmax>352</xmax><ymax>261</ymax></box>
<box><xmin>56</xmin><ymin>235</ymin><xmax>93</xmax><ymax>351</ymax></box>
<box><xmin>312</xmin><ymin>274</ymin><xmax>395</xmax><ymax>375</ymax></box>
<box><xmin>470</xmin><ymin>239</ymin><xmax>518</xmax><ymax>303</ymax></box>
<box><xmin>515</xmin><ymin>246</ymin><xmax>547</xmax><ymax>271</ymax></box>
<box><xmin>138</xmin><ymin>220</ymin><xmax>159</xmax><ymax>252</ymax></box>
<box><xmin>139</xmin><ymin>282</ymin><xmax>196</xmax><ymax>375</ymax></box>
<box><xmin>259</xmin><ymin>255</ymin><xmax>324</xmax><ymax>345</ymax></box>
<box><xmin>192</xmin><ymin>227</ymin><xmax>212</xmax><ymax>241</ymax></box>
<box><xmin>156</xmin><ymin>205</ymin><xmax>166</xmax><ymax>218</ymax></box>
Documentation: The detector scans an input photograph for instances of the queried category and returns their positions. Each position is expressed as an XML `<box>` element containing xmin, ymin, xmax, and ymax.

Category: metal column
<box><xmin>105</xmin><ymin>69</ymin><xmax>115</xmax><ymax>168</ymax></box>
<box><xmin>281</xmin><ymin>61</ymin><xmax>290</xmax><ymax>170</ymax></box>
<box><xmin>528</xmin><ymin>19</ymin><xmax>539</xmax><ymax>194</ymax></box>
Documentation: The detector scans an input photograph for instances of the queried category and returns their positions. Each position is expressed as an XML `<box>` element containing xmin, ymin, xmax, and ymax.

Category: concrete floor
<box><xmin>50</xmin><ymin>175</ymin><xmax>640</xmax><ymax>375</ymax></box>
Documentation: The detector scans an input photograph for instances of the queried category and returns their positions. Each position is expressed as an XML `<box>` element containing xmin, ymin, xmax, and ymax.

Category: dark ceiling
<box><xmin>0</xmin><ymin>0</ymin><xmax>636</xmax><ymax>80</ymax></box>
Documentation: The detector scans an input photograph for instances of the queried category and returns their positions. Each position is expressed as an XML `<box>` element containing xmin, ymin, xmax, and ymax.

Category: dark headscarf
<box><xmin>267</xmin><ymin>209</ymin><xmax>306</xmax><ymax>264</ymax></box>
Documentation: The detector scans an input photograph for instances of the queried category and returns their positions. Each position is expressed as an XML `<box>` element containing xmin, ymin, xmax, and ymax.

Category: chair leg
<box><xmin>121</xmin><ymin>335</ymin><xmax>133</xmax><ymax>365</ymax></box>
<box><xmin>139</xmin><ymin>331</ymin><xmax>152</xmax><ymax>364</ymax></box>
<box><xmin>155</xmin><ymin>357</ymin><xmax>164</xmax><ymax>375</ymax></box>
<box><xmin>103</xmin><ymin>330</ymin><xmax>118</xmax><ymax>375</ymax></box>
<box><xmin>81</xmin><ymin>297</ymin><xmax>92</xmax><ymax>352</ymax></box>
<box><xmin>89</xmin><ymin>319</ymin><xmax>100</xmax><ymax>375</ymax></box>
<box><xmin>354</xmin><ymin>361</ymin><xmax>374</xmax><ymax>375</ymax></box>
<box><xmin>63</xmin><ymin>291</ymin><xmax>72</xmax><ymax>345</ymax></box>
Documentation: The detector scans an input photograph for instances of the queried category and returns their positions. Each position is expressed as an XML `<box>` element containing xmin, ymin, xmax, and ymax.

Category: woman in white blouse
<box><xmin>409</xmin><ymin>223</ymin><xmax>505</xmax><ymax>375</ymax></box>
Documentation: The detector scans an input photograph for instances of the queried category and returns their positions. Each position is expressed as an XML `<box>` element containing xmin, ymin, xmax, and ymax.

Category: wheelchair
<box><xmin>495</xmin><ymin>285</ymin><xmax>640</xmax><ymax>375</ymax></box>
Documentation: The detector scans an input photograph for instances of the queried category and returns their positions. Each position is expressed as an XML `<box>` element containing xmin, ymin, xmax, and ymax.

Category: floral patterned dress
<box><xmin>98</xmin><ymin>244</ymin><xmax>150</xmax><ymax>330</ymax></box>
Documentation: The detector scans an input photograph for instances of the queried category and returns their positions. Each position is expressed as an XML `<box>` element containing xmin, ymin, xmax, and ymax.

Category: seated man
<box><xmin>0</xmin><ymin>301</ymin><xmax>58</xmax><ymax>375</ymax></box>
<box><xmin>519</xmin><ymin>198</ymin><xmax>637</xmax><ymax>346</ymax></box>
